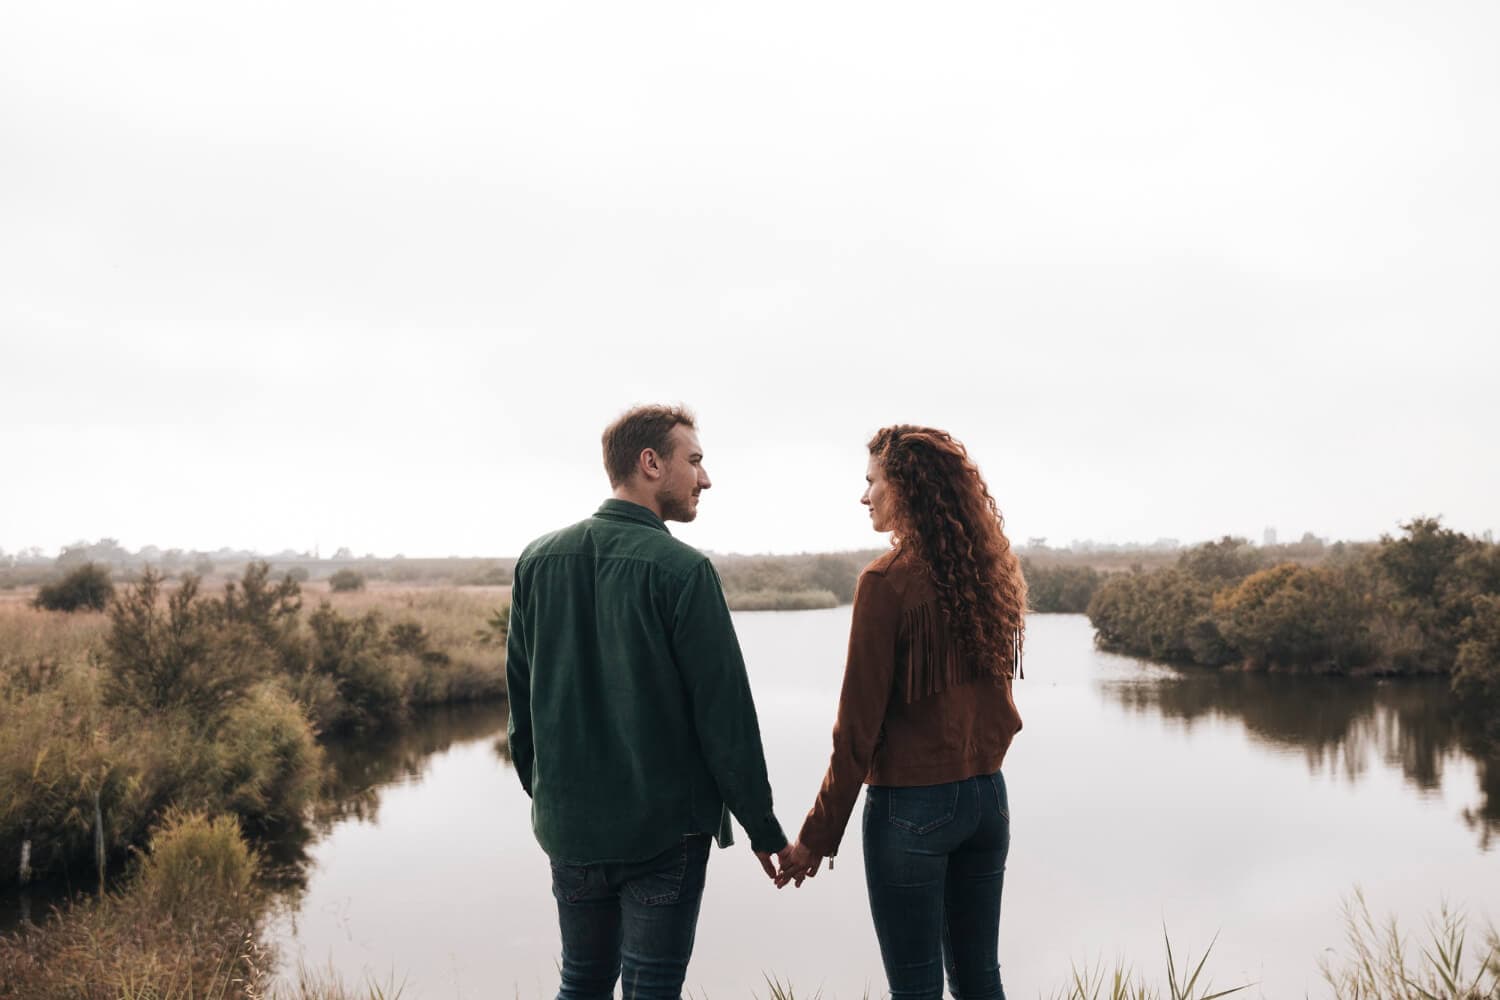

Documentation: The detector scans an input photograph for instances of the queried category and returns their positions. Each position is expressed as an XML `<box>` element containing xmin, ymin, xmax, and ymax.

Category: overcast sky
<box><xmin>3</xmin><ymin>0</ymin><xmax>1496</xmax><ymax>559</ymax></box>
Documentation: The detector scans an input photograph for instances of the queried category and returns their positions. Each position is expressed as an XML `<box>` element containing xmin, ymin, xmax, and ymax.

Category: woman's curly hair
<box><xmin>870</xmin><ymin>425</ymin><xmax>1027</xmax><ymax>677</ymax></box>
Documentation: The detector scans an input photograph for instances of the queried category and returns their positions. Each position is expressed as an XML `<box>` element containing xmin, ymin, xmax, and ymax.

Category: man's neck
<box><xmin>611</xmin><ymin>485</ymin><xmax>664</xmax><ymax>520</ymax></box>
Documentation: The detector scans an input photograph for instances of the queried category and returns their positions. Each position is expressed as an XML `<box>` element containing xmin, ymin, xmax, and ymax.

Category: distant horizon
<box><xmin>6</xmin><ymin>516</ymin><xmax>1493</xmax><ymax>566</ymax></box>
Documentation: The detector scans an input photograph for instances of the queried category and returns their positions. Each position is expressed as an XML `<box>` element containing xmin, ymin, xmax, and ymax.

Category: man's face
<box><xmin>656</xmin><ymin>425</ymin><xmax>711</xmax><ymax>522</ymax></box>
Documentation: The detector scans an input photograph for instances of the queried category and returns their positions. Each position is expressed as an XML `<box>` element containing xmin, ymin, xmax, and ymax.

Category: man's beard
<box><xmin>658</xmin><ymin>489</ymin><xmax>698</xmax><ymax>522</ymax></box>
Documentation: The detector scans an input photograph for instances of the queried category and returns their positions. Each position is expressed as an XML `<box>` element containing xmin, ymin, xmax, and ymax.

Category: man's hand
<box><xmin>774</xmin><ymin>840</ymin><xmax>824</xmax><ymax>889</ymax></box>
<box><xmin>754</xmin><ymin>848</ymin><xmax>781</xmax><ymax>881</ymax></box>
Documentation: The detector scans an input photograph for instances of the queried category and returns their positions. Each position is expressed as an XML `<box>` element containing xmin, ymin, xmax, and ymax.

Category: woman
<box><xmin>779</xmin><ymin>425</ymin><xmax>1026</xmax><ymax>1000</ymax></box>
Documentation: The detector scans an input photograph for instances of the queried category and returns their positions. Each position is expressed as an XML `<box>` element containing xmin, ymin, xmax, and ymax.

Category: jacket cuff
<box><xmin>747</xmin><ymin>814</ymin><xmax>788</xmax><ymax>854</ymax></box>
<box><xmin>797</xmin><ymin>813</ymin><xmax>841</xmax><ymax>858</ymax></box>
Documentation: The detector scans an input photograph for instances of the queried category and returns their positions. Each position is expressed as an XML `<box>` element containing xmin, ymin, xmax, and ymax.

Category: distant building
<box><xmin>1262</xmin><ymin>527</ymin><xmax>1278</xmax><ymax>547</ymax></box>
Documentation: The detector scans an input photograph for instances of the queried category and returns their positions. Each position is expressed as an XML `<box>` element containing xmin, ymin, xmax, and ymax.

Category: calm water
<box><xmin>266</xmin><ymin>612</ymin><xmax>1500</xmax><ymax>999</ymax></box>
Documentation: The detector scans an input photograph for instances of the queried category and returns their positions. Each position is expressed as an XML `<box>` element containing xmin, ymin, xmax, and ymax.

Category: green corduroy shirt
<box><xmin>506</xmin><ymin>499</ymin><xmax>787</xmax><ymax>864</ymax></box>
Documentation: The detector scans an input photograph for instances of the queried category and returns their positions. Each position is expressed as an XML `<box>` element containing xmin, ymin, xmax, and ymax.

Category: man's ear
<box><xmin>637</xmin><ymin>448</ymin><xmax>663</xmax><ymax>482</ymax></box>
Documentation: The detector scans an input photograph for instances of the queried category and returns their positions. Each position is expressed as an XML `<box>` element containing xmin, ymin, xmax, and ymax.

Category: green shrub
<box><xmin>1454</xmin><ymin>595</ymin><xmax>1500</xmax><ymax>738</ymax></box>
<box><xmin>474</xmin><ymin>605</ymin><xmax>509</xmax><ymax>646</ymax></box>
<box><xmin>102</xmin><ymin>571</ymin><xmax>271</xmax><ymax>718</ymax></box>
<box><xmin>33</xmin><ymin>563</ymin><xmax>114</xmax><ymax>613</ymax></box>
<box><xmin>135</xmin><ymin>809</ymin><xmax>256</xmax><ymax>918</ymax></box>
<box><xmin>307</xmin><ymin>603</ymin><xmax>402</xmax><ymax>732</ymax></box>
<box><xmin>1213</xmin><ymin>564</ymin><xmax>1375</xmax><ymax>671</ymax></box>
<box><xmin>329</xmin><ymin>569</ymin><xmax>366</xmax><ymax>593</ymax></box>
<box><xmin>216</xmin><ymin>684</ymin><xmax>323</xmax><ymax>828</ymax></box>
<box><xmin>1024</xmin><ymin>560</ymin><xmax>1103</xmax><ymax>613</ymax></box>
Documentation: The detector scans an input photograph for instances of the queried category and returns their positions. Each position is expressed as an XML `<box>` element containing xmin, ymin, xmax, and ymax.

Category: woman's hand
<box><xmin>774</xmin><ymin>840</ymin><xmax>825</xmax><ymax>888</ymax></box>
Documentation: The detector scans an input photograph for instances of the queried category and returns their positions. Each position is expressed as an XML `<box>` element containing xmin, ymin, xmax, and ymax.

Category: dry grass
<box><xmin>0</xmin><ymin>601</ymin><xmax>110</xmax><ymax>676</ymax></box>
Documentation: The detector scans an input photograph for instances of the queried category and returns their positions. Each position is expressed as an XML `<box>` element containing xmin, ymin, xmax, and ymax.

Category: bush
<box><xmin>32</xmin><ymin>563</ymin><xmax>114</xmax><ymax>613</ymax></box>
<box><xmin>216</xmin><ymin>685</ymin><xmax>323</xmax><ymax>828</ymax></box>
<box><xmin>307</xmin><ymin>603</ymin><xmax>402</xmax><ymax>732</ymax></box>
<box><xmin>135</xmin><ymin>809</ymin><xmax>257</xmax><ymax>918</ymax></box>
<box><xmin>102</xmin><ymin>571</ymin><xmax>272</xmax><ymax>718</ymax></box>
<box><xmin>1023</xmin><ymin>560</ymin><xmax>1103</xmax><ymax>613</ymax></box>
<box><xmin>1454</xmin><ymin>595</ymin><xmax>1500</xmax><ymax>737</ymax></box>
<box><xmin>1088</xmin><ymin>568</ymin><xmax>1233</xmax><ymax>665</ymax></box>
<box><xmin>329</xmin><ymin>569</ymin><xmax>366</xmax><ymax>592</ymax></box>
<box><xmin>0</xmin><ymin>811</ymin><xmax>264</xmax><ymax>999</ymax></box>
<box><xmin>1213</xmin><ymin>564</ymin><xmax>1375</xmax><ymax>672</ymax></box>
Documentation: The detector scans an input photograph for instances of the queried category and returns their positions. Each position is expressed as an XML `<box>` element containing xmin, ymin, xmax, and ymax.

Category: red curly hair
<box><xmin>870</xmin><ymin>425</ymin><xmax>1027</xmax><ymax>678</ymax></box>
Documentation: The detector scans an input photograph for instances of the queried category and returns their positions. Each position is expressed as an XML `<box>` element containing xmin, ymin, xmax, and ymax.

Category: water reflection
<box><xmin>260</xmin><ymin>701</ymin><xmax>512</xmax><ymax>899</ymax></box>
<box><xmin>1100</xmin><ymin>668</ymin><xmax>1500</xmax><ymax>849</ymax></box>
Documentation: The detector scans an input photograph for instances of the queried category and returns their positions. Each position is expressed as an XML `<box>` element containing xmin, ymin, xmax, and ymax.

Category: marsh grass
<box><xmin>727</xmin><ymin>589</ymin><xmax>841</xmax><ymax>612</ymax></box>
<box><xmin>0</xmin><ymin>812</ymin><xmax>408</xmax><ymax>1000</ymax></box>
<box><xmin>1320</xmin><ymin>889</ymin><xmax>1500</xmax><ymax>1000</ymax></box>
<box><xmin>2</xmin><ymin>573</ymin><xmax>506</xmax><ymax>889</ymax></box>
<box><xmin>1051</xmin><ymin>929</ymin><xmax>1250</xmax><ymax>1000</ymax></box>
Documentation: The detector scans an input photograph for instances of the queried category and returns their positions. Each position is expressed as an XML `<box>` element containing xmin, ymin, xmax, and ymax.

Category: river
<box><xmin>266</xmin><ymin>611</ymin><xmax>1500</xmax><ymax>998</ymax></box>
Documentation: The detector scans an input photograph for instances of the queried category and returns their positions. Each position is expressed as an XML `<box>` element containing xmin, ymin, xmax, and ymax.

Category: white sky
<box><xmin>3</xmin><ymin>1</ymin><xmax>1497</xmax><ymax>558</ymax></box>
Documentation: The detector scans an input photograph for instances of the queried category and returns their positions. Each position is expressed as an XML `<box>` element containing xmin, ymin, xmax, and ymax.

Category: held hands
<box><xmin>773</xmin><ymin>840</ymin><xmax>824</xmax><ymax>888</ymax></box>
<box><xmin>753</xmin><ymin>841</ymin><xmax>827</xmax><ymax>888</ymax></box>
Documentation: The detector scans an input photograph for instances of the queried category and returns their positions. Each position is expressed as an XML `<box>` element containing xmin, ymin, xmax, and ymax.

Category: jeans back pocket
<box><xmin>884</xmin><ymin>782</ymin><xmax>960</xmax><ymax>835</ymax></box>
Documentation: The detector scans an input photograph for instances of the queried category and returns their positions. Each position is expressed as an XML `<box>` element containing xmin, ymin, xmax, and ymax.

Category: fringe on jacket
<box><xmin>896</xmin><ymin>601</ymin><xmax>1024</xmax><ymax>703</ymax></box>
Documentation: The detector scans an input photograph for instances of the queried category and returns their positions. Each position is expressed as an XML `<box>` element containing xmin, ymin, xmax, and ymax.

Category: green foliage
<box><xmin>1378</xmin><ymin>517</ymin><xmax>1476</xmax><ymax>602</ymax></box>
<box><xmin>134</xmin><ymin>809</ymin><xmax>257</xmax><ymax>918</ymax></box>
<box><xmin>1214</xmin><ymin>565</ymin><xmax>1375</xmax><ymax>671</ymax></box>
<box><xmin>307</xmin><ymin>604</ymin><xmax>403</xmax><ymax>732</ymax></box>
<box><xmin>103</xmin><ymin>571</ymin><xmax>272</xmax><ymax>718</ymax></box>
<box><xmin>1454</xmin><ymin>595</ymin><xmax>1500</xmax><ymax>740</ymax></box>
<box><xmin>1087</xmin><ymin>521</ymin><xmax>1500</xmax><ymax>701</ymax></box>
<box><xmin>1088</xmin><ymin>568</ymin><xmax>1233</xmax><ymax>665</ymax></box>
<box><xmin>216</xmin><ymin>685</ymin><xmax>323</xmax><ymax>828</ymax></box>
<box><xmin>1177</xmin><ymin>537</ymin><xmax>1264</xmax><ymax>587</ymax></box>
<box><xmin>33</xmin><ymin>562</ymin><xmax>115</xmax><ymax>612</ymax></box>
<box><xmin>1</xmin><ymin>567</ymin><xmax>504</xmax><ymax>889</ymax></box>
<box><xmin>474</xmin><ymin>605</ymin><xmax>509</xmax><ymax>646</ymax></box>
<box><xmin>328</xmin><ymin>569</ymin><xmax>366</xmax><ymax>593</ymax></box>
<box><xmin>1024</xmin><ymin>560</ymin><xmax>1104</xmax><ymax>613</ymax></box>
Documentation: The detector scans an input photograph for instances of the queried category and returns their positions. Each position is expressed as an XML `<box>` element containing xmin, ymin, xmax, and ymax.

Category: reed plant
<box><xmin>1319</xmin><ymin>889</ymin><xmax>1500</xmax><ymax>1000</ymax></box>
<box><xmin>1050</xmin><ymin>929</ymin><xmax>1249</xmax><ymax>1000</ymax></box>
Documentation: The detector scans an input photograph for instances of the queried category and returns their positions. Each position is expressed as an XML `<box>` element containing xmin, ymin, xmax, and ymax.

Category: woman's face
<box><xmin>863</xmin><ymin>454</ymin><xmax>895</xmax><ymax>533</ymax></box>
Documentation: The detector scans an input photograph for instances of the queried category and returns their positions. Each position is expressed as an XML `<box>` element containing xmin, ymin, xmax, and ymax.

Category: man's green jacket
<box><xmin>506</xmin><ymin>499</ymin><xmax>787</xmax><ymax>864</ymax></box>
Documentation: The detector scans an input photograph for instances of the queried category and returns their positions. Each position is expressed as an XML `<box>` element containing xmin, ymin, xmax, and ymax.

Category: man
<box><xmin>507</xmin><ymin>403</ymin><xmax>788</xmax><ymax>1000</ymax></box>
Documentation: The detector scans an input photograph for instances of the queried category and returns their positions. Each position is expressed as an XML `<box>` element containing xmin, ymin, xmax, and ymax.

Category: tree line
<box><xmin>1084</xmin><ymin>519</ymin><xmax>1500</xmax><ymax>728</ymax></box>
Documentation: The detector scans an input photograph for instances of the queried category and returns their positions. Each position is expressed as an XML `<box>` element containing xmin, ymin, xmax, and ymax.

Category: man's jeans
<box><xmin>550</xmin><ymin>834</ymin><xmax>712</xmax><ymax>1000</ymax></box>
<box><xmin>863</xmin><ymin>770</ymin><xmax>1011</xmax><ymax>1000</ymax></box>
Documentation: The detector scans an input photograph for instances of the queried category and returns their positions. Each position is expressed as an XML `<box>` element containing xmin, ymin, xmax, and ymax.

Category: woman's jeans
<box><xmin>863</xmin><ymin>770</ymin><xmax>1010</xmax><ymax>1000</ymax></box>
<box><xmin>550</xmin><ymin>834</ymin><xmax>712</xmax><ymax>1000</ymax></box>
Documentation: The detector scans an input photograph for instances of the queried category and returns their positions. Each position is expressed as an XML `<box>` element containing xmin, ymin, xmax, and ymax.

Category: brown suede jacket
<box><xmin>796</xmin><ymin>547</ymin><xmax>1023</xmax><ymax>858</ymax></box>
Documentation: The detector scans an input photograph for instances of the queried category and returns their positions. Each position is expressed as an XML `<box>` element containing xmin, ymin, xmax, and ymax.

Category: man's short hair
<box><xmin>601</xmin><ymin>404</ymin><xmax>698</xmax><ymax>488</ymax></box>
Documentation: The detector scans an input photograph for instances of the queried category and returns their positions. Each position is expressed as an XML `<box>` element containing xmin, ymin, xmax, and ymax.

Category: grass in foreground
<box><xmin>3</xmin><ymin>806</ymin><xmax>1496</xmax><ymax>999</ymax></box>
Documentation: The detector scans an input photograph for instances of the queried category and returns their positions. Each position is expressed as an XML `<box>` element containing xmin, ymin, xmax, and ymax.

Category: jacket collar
<box><xmin>595</xmin><ymin>498</ymin><xmax>671</xmax><ymax>535</ymax></box>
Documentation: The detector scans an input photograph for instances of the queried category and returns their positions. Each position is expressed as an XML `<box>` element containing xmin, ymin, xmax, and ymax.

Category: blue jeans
<box><xmin>550</xmin><ymin>835</ymin><xmax>712</xmax><ymax>1000</ymax></box>
<box><xmin>863</xmin><ymin>770</ymin><xmax>1010</xmax><ymax>1000</ymax></box>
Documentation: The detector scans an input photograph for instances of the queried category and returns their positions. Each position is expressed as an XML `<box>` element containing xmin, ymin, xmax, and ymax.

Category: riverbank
<box><xmin>0</xmin><ymin>566</ymin><xmax>508</xmax><ymax>894</ymax></box>
<box><xmin>1082</xmin><ymin>520</ymin><xmax>1500</xmax><ymax>724</ymax></box>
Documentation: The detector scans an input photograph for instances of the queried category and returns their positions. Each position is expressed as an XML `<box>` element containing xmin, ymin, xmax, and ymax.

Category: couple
<box><xmin>506</xmin><ymin>404</ymin><xmax>1026</xmax><ymax>1000</ymax></box>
